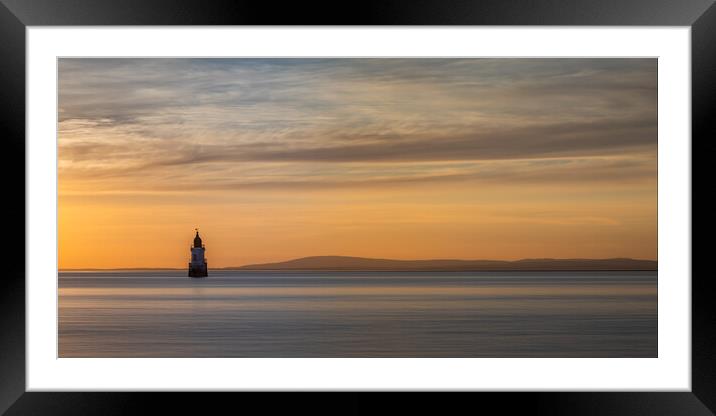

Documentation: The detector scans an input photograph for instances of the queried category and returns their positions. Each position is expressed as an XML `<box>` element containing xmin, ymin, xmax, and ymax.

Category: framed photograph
<box><xmin>2</xmin><ymin>0</ymin><xmax>710</xmax><ymax>414</ymax></box>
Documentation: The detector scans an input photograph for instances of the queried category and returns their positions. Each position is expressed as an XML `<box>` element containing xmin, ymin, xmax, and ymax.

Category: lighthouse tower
<box><xmin>188</xmin><ymin>229</ymin><xmax>208</xmax><ymax>278</ymax></box>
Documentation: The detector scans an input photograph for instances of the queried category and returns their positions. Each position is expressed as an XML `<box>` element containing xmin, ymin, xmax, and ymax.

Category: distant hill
<box><xmin>233</xmin><ymin>256</ymin><xmax>657</xmax><ymax>271</ymax></box>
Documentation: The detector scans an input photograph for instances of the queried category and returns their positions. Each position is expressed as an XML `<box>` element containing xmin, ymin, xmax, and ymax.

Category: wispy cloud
<box><xmin>59</xmin><ymin>58</ymin><xmax>656</xmax><ymax>193</ymax></box>
<box><xmin>58</xmin><ymin>58</ymin><xmax>657</xmax><ymax>193</ymax></box>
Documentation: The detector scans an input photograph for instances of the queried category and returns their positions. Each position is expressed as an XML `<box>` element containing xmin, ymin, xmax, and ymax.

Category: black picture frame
<box><xmin>1</xmin><ymin>0</ymin><xmax>710</xmax><ymax>414</ymax></box>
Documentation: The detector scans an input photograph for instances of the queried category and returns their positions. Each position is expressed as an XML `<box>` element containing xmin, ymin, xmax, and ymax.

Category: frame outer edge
<box><xmin>0</xmin><ymin>0</ymin><xmax>714</xmax><ymax>25</ymax></box>
<box><xmin>2</xmin><ymin>0</ymin><xmax>713</xmax><ymax>414</ymax></box>
<box><xmin>692</xmin><ymin>1</ymin><xmax>716</xmax><ymax>414</ymax></box>
<box><xmin>0</xmin><ymin>2</ymin><xmax>26</xmax><ymax>416</ymax></box>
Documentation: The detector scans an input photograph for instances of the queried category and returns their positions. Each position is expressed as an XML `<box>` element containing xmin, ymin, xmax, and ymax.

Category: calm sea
<box><xmin>58</xmin><ymin>270</ymin><xmax>657</xmax><ymax>357</ymax></box>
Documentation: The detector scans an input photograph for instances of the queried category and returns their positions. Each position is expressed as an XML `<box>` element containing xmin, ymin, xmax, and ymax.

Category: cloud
<box><xmin>58</xmin><ymin>115</ymin><xmax>655</xmax><ymax>172</ymax></box>
<box><xmin>58</xmin><ymin>58</ymin><xmax>656</xmax><ymax>132</ymax></box>
<box><xmin>59</xmin><ymin>154</ymin><xmax>655</xmax><ymax>194</ymax></box>
<box><xmin>58</xmin><ymin>58</ymin><xmax>657</xmax><ymax>193</ymax></box>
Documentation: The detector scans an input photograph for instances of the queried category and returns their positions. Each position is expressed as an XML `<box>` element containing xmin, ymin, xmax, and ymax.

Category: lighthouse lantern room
<box><xmin>188</xmin><ymin>229</ymin><xmax>208</xmax><ymax>278</ymax></box>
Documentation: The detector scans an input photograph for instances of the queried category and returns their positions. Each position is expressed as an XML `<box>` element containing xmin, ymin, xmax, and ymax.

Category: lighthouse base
<box><xmin>188</xmin><ymin>262</ymin><xmax>208</xmax><ymax>278</ymax></box>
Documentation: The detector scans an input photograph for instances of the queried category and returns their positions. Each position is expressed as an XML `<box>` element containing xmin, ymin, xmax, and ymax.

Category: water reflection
<box><xmin>59</xmin><ymin>271</ymin><xmax>657</xmax><ymax>357</ymax></box>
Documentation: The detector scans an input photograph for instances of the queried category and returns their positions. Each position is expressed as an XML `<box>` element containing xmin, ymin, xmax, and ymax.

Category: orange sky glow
<box><xmin>58</xmin><ymin>58</ymin><xmax>657</xmax><ymax>269</ymax></box>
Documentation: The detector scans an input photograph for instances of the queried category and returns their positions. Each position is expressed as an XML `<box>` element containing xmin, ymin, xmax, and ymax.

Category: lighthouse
<box><xmin>188</xmin><ymin>229</ymin><xmax>208</xmax><ymax>278</ymax></box>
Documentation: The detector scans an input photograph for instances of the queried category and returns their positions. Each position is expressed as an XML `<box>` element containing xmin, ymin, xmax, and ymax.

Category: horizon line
<box><xmin>58</xmin><ymin>255</ymin><xmax>658</xmax><ymax>271</ymax></box>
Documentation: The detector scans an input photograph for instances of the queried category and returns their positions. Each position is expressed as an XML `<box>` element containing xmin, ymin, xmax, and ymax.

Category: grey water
<box><xmin>58</xmin><ymin>270</ymin><xmax>657</xmax><ymax>357</ymax></box>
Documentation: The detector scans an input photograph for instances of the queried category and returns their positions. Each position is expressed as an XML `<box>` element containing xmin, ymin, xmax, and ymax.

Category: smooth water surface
<box><xmin>59</xmin><ymin>270</ymin><xmax>657</xmax><ymax>357</ymax></box>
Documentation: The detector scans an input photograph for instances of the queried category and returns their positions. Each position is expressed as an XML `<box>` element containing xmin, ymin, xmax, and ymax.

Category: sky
<box><xmin>58</xmin><ymin>58</ymin><xmax>657</xmax><ymax>269</ymax></box>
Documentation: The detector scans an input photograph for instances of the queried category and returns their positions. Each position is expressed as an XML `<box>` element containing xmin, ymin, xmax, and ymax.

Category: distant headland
<box><xmin>59</xmin><ymin>256</ymin><xmax>658</xmax><ymax>272</ymax></box>
<box><xmin>232</xmin><ymin>256</ymin><xmax>657</xmax><ymax>272</ymax></box>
